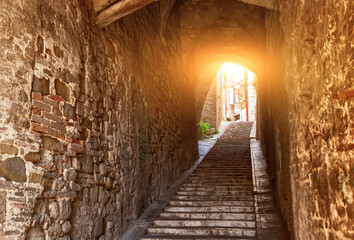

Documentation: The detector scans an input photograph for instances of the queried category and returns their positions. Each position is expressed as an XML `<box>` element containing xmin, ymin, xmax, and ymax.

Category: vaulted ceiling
<box><xmin>93</xmin><ymin>0</ymin><xmax>276</xmax><ymax>27</ymax></box>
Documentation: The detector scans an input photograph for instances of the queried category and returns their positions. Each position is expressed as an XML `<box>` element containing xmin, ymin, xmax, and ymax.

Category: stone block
<box><xmin>93</xmin><ymin>219</ymin><xmax>103</xmax><ymax>237</ymax></box>
<box><xmin>63</xmin><ymin>102</ymin><xmax>76</xmax><ymax>121</ymax></box>
<box><xmin>82</xmin><ymin>118</ymin><xmax>92</xmax><ymax>130</ymax></box>
<box><xmin>49</xmin><ymin>201</ymin><xmax>59</xmax><ymax>219</ymax></box>
<box><xmin>69</xmin><ymin>181</ymin><xmax>81</xmax><ymax>192</ymax></box>
<box><xmin>0</xmin><ymin>191</ymin><xmax>6</xmax><ymax>223</ymax></box>
<box><xmin>29</xmin><ymin>172</ymin><xmax>42</xmax><ymax>183</ymax></box>
<box><xmin>62</xmin><ymin>221</ymin><xmax>71</xmax><ymax>234</ymax></box>
<box><xmin>0</xmin><ymin>157</ymin><xmax>26</xmax><ymax>182</ymax></box>
<box><xmin>80</xmin><ymin>156</ymin><xmax>93</xmax><ymax>174</ymax></box>
<box><xmin>105</xmin><ymin>176</ymin><xmax>112</xmax><ymax>189</ymax></box>
<box><xmin>58</xmin><ymin>200</ymin><xmax>72</xmax><ymax>220</ymax></box>
<box><xmin>52</xmin><ymin>179</ymin><xmax>65</xmax><ymax>191</ymax></box>
<box><xmin>24</xmin><ymin>152</ymin><xmax>41</xmax><ymax>162</ymax></box>
<box><xmin>98</xmin><ymin>186</ymin><xmax>109</xmax><ymax>205</ymax></box>
<box><xmin>57</xmin><ymin>236</ymin><xmax>70</xmax><ymax>240</ymax></box>
<box><xmin>0</xmin><ymin>143</ymin><xmax>18</xmax><ymax>155</ymax></box>
<box><xmin>41</xmin><ymin>136</ymin><xmax>64</xmax><ymax>152</ymax></box>
<box><xmin>63</xmin><ymin>168</ymin><xmax>77</xmax><ymax>181</ymax></box>
<box><xmin>48</xmin><ymin>222</ymin><xmax>62</xmax><ymax>236</ymax></box>
<box><xmin>32</xmin><ymin>76</ymin><xmax>50</xmax><ymax>95</ymax></box>
<box><xmin>55</xmin><ymin>79</ymin><xmax>71</xmax><ymax>102</ymax></box>
<box><xmin>26</xmin><ymin>226</ymin><xmax>44</xmax><ymax>240</ymax></box>
<box><xmin>90</xmin><ymin>186</ymin><xmax>99</xmax><ymax>203</ymax></box>
<box><xmin>72</xmin><ymin>157</ymin><xmax>81</xmax><ymax>171</ymax></box>
<box><xmin>36</xmin><ymin>35</ymin><xmax>44</xmax><ymax>54</ymax></box>
<box><xmin>99</xmin><ymin>163</ymin><xmax>108</xmax><ymax>176</ymax></box>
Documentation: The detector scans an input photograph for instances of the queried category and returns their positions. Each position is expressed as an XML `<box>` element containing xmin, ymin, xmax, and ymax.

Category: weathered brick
<box><xmin>31</xmin><ymin>92</ymin><xmax>42</xmax><ymax>101</ymax></box>
<box><xmin>32</xmin><ymin>114</ymin><xmax>50</xmax><ymax>126</ymax></box>
<box><xmin>31</xmin><ymin>107</ymin><xmax>42</xmax><ymax>116</ymax></box>
<box><xmin>30</xmin><ymin>122</ymin><xmax>41</xmax><ymax>132</ymax></box>
<box><xmin>52</xmin><ymin>107</ymin><xmax>63</xmax><ymax>117</ymax></box>
<box><xmin>50</xmin><ymin>94</ymin><xmax>64</xmax><ymax>103</ymax></box>
<box><xmin>43</xmin><ymin>96</ymin><xmax>59</xmax><ymax>109</ymax></box>
<box><xmin>32</xmin><ymin>99</ymin><xmax>51</xmax><ymax>112</ymax></box>
<box><xmin>50</xmin><ymin>121</ymin><xmax>66</xmax><ymax>133</ymax></box>
<box><xmin>46</xmin><ymin>127</ymin><xmax>60</xmax><ymax>138</ymax></box>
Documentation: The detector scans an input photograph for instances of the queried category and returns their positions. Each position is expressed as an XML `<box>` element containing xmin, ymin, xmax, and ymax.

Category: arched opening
<box><xmin>199</xmin><ymin>62</ymin><xmax>257</xmax><ymax>138</ymax></box>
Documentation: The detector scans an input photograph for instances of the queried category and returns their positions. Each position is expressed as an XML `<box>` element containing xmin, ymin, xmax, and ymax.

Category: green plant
<box><xmin>200</xmin><ymin>119</ymin><xmax>213</xmax><ymax>136</ymax></box>
<box><xmin>226</xmin><ymin>117</ymin><xmax>232</xmax><ymax>121</ymax></box>
<box><xmin>215</xmin><ymin>128</ymin><xmax>220</xmax><ymax>134</ymax></box>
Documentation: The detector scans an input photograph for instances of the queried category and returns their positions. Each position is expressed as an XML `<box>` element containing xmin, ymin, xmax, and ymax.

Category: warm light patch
<box><xmin>215</xmin><ymin>62</ymin><xmax>257</xmax><ymax>122</ymax></box>
<box><xmin>218</xmin><ymin>63</ymin><xmax>255</xmax><ymax>83</ymax></box>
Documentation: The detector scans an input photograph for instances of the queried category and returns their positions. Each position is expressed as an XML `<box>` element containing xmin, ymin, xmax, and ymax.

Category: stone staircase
<box><xmin>140</xmin><ymin>122</ymin><xmax>256</xmax><ymax>239</ymax></box>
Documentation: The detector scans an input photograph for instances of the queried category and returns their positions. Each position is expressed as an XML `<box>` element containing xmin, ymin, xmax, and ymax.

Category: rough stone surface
<box><xmin>0</xmin><ymin>192</ymin><xmax>6</xmax><ymax>223</ymax></box>
<box><xmin>32</xmin><ymin>77</ymin><xmax>50</xmax><ymax>95</ymax></box>
<box><xmin>58</xmin><ymin>200</ymin><xmax>72</xmax><ymax>221</ymax></box>
<box><xmin>0</xmin><ymin>143</ymin><xmax>18</xmax><ymax>155</ymax></box>
<box><xmin>259</xmin><ymin>0</ymin><xmax>354</xmax><ymax>239</ymax></box>
<box><xmin>41</xmin><ymin>136</ymin><xmax>64</xmax><ymax>152</ymax></box>
<box><xmin>24</xmin><ymin>152</ymin><xmax>41</xmax><ymax>162</ymax></box>
<box><xmin>0</xmin><ymin>0</ymin><xmax>351</xmax><ymax>239</ymax></box>
<box><xmin>0</xmin><ymin>157</ymin><xmax>27</xmax><ymax>182</ymax></box>
<box><xmin>55</xmin><ymin>79</ymin><xmax>70</xmax><ymax>102</ymax></box>
<box><xmin>200</xmin><ymin>80</ymin><xmax>217</xmax><ymax>127</ymax></box>
<box><xmin>0</xmin><ymin>1</ymin><xmax>197</xmax><ymax>239</ymax></box>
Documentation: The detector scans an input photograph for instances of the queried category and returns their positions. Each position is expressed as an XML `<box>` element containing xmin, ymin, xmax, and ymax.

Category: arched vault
<box><xmin>94</xmin><ymin>0</ymin><xmax>276</xmax><ymax>27</ymax></box>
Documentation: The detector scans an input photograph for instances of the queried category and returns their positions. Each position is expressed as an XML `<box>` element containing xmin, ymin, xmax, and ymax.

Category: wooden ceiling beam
<box><xmin>96</xmin><ymin>0</ymin><xmax>158</xmax><ymax>27</ymax></box>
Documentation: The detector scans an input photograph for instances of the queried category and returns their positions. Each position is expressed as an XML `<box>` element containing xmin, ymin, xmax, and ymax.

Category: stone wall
<box><xmin>200</xmin><ymin>80</ymin><xmax>217</xmax><ymax>127</ymax></box>
<box><xmin>260</xmin><ymin>0</ymin><xmax>353</xmax><ymax>239</ymax></box>
<box><xmin>0</xmin><ymin>0</ymin><xmax>198</xmax><ymax>239</ymax></box>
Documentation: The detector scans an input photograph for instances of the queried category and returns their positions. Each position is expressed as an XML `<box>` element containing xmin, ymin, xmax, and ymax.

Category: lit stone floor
<box><xmin>121</xmin><ymin>122</ymin><xmax>289</xmax><ymax>240</ymax></box>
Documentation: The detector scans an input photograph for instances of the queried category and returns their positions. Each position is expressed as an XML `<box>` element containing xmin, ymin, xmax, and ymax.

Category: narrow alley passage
<box><xmin>140</xmin><ymin>122</ymin><xmax>288</xmax><ymax>239</ymax></box>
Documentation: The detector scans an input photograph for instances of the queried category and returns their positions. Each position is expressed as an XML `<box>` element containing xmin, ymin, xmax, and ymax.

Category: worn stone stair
<box><xmin>140</xmin><ymin>122</ymin><xmax>256</xmax><ymax>239</ymax></box>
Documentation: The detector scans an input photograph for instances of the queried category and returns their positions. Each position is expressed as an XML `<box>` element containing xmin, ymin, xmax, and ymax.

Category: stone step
<box><xmin>168</xmin><ymin>200</ymin><xmax>254</xmax><ymax>207</ymax></box>
<box><xmin>184</xmin><ymin>182</ymin><xmax>252</xmax><ymax>186</ymax></box>
<box><xmin>153</xmin><ymin>219</ymin><xmax>256</xmax><ymax>228</ymax></box>
<box><xmin>199</xmin><ymin>163</ymin><xmax>251</xmax><ymax>166</ymax></box>
<box><xmin>164</xmin><ymin>206</ymin><xmax>255</xmax><ymax>213</ymax></box>
<box><xmin>186</xmin><ymin>179</ymin><xmax>253</xmax><ymax>183</ymax></box>
<box><xmin>176</xmin><ymin>191</ymin><xmax>253</xmax><ymax>196</ymax></box>
<box><xmin>182</xmin><ymin>183</ymin><xmax>253</xmax><ymax>188</ymax></box>
<box><xmin>187</xmin><ymin>178</ymin><xmax>252</xmax><ymax>182</ymax></box>
<box><xmin>193</xmin><ymin>169</ymin><xmax>252</xmax><ymax>172</ymax></box>
<box><xmin>179</xmin><ymin>187</ymin><xmax>253</xmax><ymax>192</ymax></box>
<box><xmin>138</xmin><ymin>123</ymin><xmax>260</xmax><ymax>240</ymax></box>
<box><xmin>172</xmin><ymin>195</ymin><xmax>254</xmax><ymax>201</ymax></box>
<box><xmin>190</xmin><ymin>174</ymin><xmax>252</xmax><ymax>178</ymax></box>
<box><xmin>159</xmin><ymin>212</ymin><xmax>256</xmax><ymax>221</ymax></box>
<box><xmin>189</xmin><ymin>174</ymin><xmax>251</xmax><ymax>177</ymax></box>
<box><xmin>146</xmin><ymin>227</ymin><xmax>256</xmax><ymax>237</ymax></box>
<box><xmin>141</xmin><ymin>235</ymin><xmax>255</xmax><ymax>240</ymax></box>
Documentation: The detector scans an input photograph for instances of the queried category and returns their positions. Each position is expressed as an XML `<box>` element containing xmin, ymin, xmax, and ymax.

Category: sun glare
<box><xmin>218</xmin><ymin>63</ymin><xmax>255</xmax><ymax>83</ymax></box>
<box><xmin>213</xmin><ymin>62</ymin><xmax>257</xmax><ymax>122</ymax></box>
<box><xmin>219</xmin><ymin>63</ymin><xmax>245</xmax><ymax>82</ymax></box>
